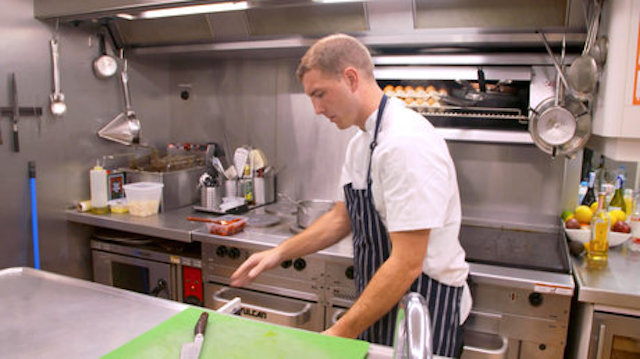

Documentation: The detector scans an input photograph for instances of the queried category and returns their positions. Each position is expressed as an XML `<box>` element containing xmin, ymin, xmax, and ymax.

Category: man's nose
<box><xmin>311</xmin><ymin>99</ymin><xmax>324</xmax><ymax>115</ymax></box>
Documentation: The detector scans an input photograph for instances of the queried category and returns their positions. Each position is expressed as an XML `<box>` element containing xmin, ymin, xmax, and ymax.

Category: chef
<box><xmin>231</xmin><ymin>33</ymin><xmax>471</xmax><ymax>358</ymax></box>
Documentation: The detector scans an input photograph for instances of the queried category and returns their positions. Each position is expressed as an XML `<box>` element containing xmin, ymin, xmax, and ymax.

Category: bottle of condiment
<box><xmin>624</xmin><ymin>188</ymin><xmax>634</xmax><ymax>215</ymax></box>
<box><xmin>588</xmin><ymin>192</ymin><xmax>610</xmax><ymax>265</ymax></box>
<box><xmin>609</xmin><ymin>174</ymin><xmax>625</xmax><ymax>212</ymax></box>
<box><xmin>90</xmin><ymin>161</ymin><xmax>108</xmax><ymax>214</ymax></box>
<box><xmin>580</xmin><ymin>171</ymin><xmax>596</xmax><ymax>207</ymax></box>
<box><xmin>630</xmin><ymin>192</ymin><xmax>640</xmax><ymax>252</ymax></box>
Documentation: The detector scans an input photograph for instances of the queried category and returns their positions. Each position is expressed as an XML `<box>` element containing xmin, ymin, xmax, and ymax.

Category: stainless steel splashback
<box><xmin>168</xmin><ymin>56</ymin><xmax>574</xmax><ymax>229</ymax></box>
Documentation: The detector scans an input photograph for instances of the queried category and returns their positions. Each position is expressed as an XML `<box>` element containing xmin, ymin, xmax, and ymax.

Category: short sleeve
<box><xmin>375</xmin><ymin>135</ymin><xmax>452</xmax><ymax>232</ymax></box>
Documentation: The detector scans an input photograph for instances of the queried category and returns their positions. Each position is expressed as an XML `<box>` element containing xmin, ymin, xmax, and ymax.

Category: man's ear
<box><xmin>343</xmin><ymin>67</ymin><xmax>359</xmax><ymax>92</ymax></box>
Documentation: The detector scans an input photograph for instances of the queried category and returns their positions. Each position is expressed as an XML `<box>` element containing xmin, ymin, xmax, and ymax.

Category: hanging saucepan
<box><xmin>529</xmin><ymin>96</ymin><xmax>591</xmax><ymax>158</ymax></box>
<box><xmin>92</xmin><ymin>31</ymin><xmax>118</xmax><ymax>79</ymax></box>
<box><xmin>530</xmin><ymin>32</ymin><xmax>592</xmax><ymax>158</ymax></box>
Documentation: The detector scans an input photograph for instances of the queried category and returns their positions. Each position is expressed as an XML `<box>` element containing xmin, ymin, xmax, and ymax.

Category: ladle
<box><xmin>49</xmin><ymin>38</ymin><xmax>66</xmax><ymax>117</ymax></box>
<box><xmin>566</xmin><ymin>0</ymin><xmax>601</xmax><ymax>101</ymax></box>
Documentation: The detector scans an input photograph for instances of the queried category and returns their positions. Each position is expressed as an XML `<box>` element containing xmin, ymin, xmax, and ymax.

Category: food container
<box><xmin>205</xmin><ymin>216</ymin><xmax>247</xmax><ymax>236</ymax></box>
<box><xmin>122</xmin><ymin>166</ymin><xmax>203</xmax><ymax>211</ymax></box>
<box><xmin>108</xmin><ymin>199</ymin><xmax>128</xmax><ymax>214</ymax></box>
<box><xmin>123</xmin><ymin>182</ymin><xmax>164</xmax><ymax>217</ymax></box>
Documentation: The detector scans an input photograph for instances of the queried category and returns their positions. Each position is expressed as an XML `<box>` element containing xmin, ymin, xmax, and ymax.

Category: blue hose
<box><xmin>29</xmin><ymin>161</ymin><xmax>40</xmax><ymax>269</ymax></box>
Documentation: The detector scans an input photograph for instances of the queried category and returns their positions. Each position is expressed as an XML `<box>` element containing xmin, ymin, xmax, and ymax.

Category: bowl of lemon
<box><xmin>562</xmin><ymin>205</ymin><xmax>632</xmax><ymax>247</ymax></box>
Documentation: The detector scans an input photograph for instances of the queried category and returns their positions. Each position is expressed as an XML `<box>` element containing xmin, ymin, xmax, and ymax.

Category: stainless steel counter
<box><xmin>0</xmin><ymin>267</ymin><xmax>394</xmax><ymax>359</ymax></box>
<box><xmin>68</xmin><ymin>206</ymin><xmax>575</xmax><ymax>290</ymax></box>
<box><xmin>66</xmin><ymin>206</ymin><xmax>202</xmax><ymax>242</ymax></box>
<box><xmin>572</xmin><ymin>245</ymin><xmax>640</xmax><ymax>310</ymax></box>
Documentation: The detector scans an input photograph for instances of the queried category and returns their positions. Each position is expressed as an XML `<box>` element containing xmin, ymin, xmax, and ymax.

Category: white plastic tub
<box><xmin>123</xmin><ymin>182</ymin><xmax>164</xmax><ymax>217</ymax></box>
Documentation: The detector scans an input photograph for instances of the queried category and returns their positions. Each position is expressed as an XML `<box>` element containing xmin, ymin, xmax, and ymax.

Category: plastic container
<box><xmin>123</xmin><ymin>182</ymin><xmax>164</xmax><ymax>217</ymax></box>
<box><xmin>205</xmin><ymin>216</ymin><xmax>247</xmax><ymax>236</ymax></box>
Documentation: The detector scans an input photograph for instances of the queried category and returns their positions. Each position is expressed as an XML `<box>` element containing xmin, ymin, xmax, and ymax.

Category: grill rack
<box><xmin>413</xmin><ymin>105</ymin><xmax>529</xmax><ymax>124</ymax></box>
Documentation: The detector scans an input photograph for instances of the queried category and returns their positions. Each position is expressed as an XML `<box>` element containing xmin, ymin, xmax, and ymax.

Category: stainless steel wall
<box><xmin>167</xmin><ymin>58</ymin><xmax>356</xmax><ymax>201</ymax></box>
<box><xmin>168</xmin><ymin>57</ymin><xmax>566</xmax><ymax>229</ymax></box>
<box><xmin>0</xmin><ymin>0</ymin><xmax>171</xmax><ymax>277</ymax></box>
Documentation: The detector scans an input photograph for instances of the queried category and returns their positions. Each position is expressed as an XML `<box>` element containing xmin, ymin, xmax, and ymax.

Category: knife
<box><xmin>10</xmin><ymin>73</ymin><xmax>18</xmax><ymax>151</ymax></box>
<box><xmin>180</xmin><ymin>312</ymin><xmax>209</xmax><ymax>359</ymax></box>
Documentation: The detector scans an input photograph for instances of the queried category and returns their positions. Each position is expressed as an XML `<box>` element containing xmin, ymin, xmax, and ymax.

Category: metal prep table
<box><xmin>0</xmin><ymin>267</ymin><xmax>394</xmax><ymax>359</ymax></box>
<box><xmin>567</xmin><ymin>247</ymin><xmax>640</xmax><ymax>359</ymax></box>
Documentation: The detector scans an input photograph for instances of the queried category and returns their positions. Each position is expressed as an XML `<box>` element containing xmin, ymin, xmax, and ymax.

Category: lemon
<box><xmin>561</xmin><ymin>210</ymin><xmax>574</xmax><ymax>221</ymax></box>
<box><xmin>575</xmin><ymin>205</ymin><xmax>593</xmax><ymax>224</ymax></box>
<box><xmin>590</xmin><ymin>202</ymin><xmax>598</xmax><ymax>213</ymax></box>
<box><xmin>608</xmin><ymin>209</ymin><xmax>627</xmax><ymax>225</ymax></box>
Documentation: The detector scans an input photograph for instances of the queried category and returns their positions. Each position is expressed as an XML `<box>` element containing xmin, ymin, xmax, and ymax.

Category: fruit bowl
<box><xmin>564</xmin><ymin>227</ymin><xmax>631</xmax><ymax>247</ymax></box>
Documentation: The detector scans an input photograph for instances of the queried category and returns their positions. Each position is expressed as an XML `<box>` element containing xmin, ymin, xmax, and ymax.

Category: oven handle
<box><xmin>212</xmin><ymin>287</ymin><xmax>312</xmax><ymax>326</ymax></box>
<box><xmin>331</xmin><ymin>308</ymin><xmax>347</xmax><ymax>324</ymax></box>
<box><xmin>595</xmin><ymin>323</ymin><xmax>606</xmax><ymax>359</ymax></box>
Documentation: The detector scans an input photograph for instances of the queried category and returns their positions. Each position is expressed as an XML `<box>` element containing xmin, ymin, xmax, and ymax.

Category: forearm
<box><xmin>276</xmin><ymin>202</ymin><xmax>351</xmax><ymax>260</ymax></box>
<box><xmin>328</xmin><ymin>230</ymin><xmax>429</xmax><ymax>339</ymax></box>
<box><xmin>330</xmin><ymin>255</ymin><xmax>422</xmax><ymax>338</ymax></box>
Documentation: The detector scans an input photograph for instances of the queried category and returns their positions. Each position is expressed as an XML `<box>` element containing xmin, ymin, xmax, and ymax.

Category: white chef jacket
<box><xmin>338</xmin><ymin>96</ymin><xmax>471</xmax><ymax>322</ymax></box>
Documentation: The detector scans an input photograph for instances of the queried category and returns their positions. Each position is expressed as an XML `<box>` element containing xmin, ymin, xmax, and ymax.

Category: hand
<box><xmin>229</xmin><ymin>248</ymin><xmax>283</xmax><ymax>287</ymax></box>
<box><xmin>322</xmin><ymin>327</ymin><xmax>340</xmax><ymax>337</ymax></box>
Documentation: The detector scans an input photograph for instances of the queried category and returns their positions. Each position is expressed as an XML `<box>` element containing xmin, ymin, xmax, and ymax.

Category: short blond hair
<box><xmin>296</xmin><ymin>33</ymin><xmax>374</xmax><ymax>81</ymax></box>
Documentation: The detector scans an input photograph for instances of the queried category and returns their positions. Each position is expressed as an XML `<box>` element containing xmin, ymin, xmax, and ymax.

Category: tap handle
<box><xmin>393</xmin><ymin>292</ymin><xmax>433</xmax><ymax>359</ymax></box>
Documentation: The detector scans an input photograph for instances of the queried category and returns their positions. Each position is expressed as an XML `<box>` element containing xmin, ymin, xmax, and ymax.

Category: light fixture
<box><xmin>313</xmin><ymin>0</ymin><xmax>364</xmax><ymax>3</ymax></box>
<box><xmin>118</xmin><ymin>1</ymin><xmax>249</xmax><ymax>20</ymax></box>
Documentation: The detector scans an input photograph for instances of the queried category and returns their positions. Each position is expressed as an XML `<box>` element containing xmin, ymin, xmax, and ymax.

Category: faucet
<box><xmin>393</xmin><ymin>292</ymin><xmax>433</xmax><ymax>359</ymax></box>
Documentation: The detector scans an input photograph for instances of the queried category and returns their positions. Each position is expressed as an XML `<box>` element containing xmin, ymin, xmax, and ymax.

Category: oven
<box><xmin>202</xmin><ymin>241</ymin><xmax>325</xmax><ymax>332</ymax></box>
<box><xmin>91</xmin><ymin>232</ymin><xmax>203</xmax><ymax>305</ymax></box>
<box><xmin>372</xmin><ymin>53</ymin><xmax>562</xmax><ymax>145</ymax></box>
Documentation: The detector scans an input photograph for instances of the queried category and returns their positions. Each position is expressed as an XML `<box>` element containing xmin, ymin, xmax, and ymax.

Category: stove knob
<box><xmin>293</xmin><ymin>258</ymin><xmax>306</xmax><ymax>271</ymax></box>
<box><xmin>216</xmin><ymin>246</ymin><xmax>228</xmax><ymax>257</ymax></box>
<box><xmin>281</xmin><ymin>260</ymin><xmax>293</xmax><ymax>269</ymax></box>
<box><xmin>345</xmin><ymin>266</ymin><xmax>354</xmax><ymax>280</ymax></box>
<box><xmin>529</xmin><ymin>292</ymin><xmax>543</xmax><ymax>307</ymax></box>
<box><xmin>228</xmin><ymin>247</ymin><xmax>241</xmax><ymax>260</ymax></box>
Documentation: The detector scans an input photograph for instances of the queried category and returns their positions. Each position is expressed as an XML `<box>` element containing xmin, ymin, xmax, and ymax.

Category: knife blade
<box><xmin>10</xmin><ymin>73</ymin><xmax>19</xmax><ymax>152</ymax></box>
<box><xmin>180</xmin><ymin>312</ymin><xmax>209</xmax><ymax>359</ymax></box>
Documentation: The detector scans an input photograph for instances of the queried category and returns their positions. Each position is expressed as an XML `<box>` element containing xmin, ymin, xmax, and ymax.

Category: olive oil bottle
<box><xmin>588</xmin><ymin>192</ymin><xmax>610</xmax><ymax>264</ymax></box>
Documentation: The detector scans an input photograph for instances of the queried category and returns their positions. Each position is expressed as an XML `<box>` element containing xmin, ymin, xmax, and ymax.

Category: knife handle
<box><xmin>195</xmin><ymin>312</ymin><xmax>209</xmax><ymax>336</ymax></box>
<box><xmin>12</xmin><ymin>125</ymin><xmax>19</xmax><ymax>152</ymax></box>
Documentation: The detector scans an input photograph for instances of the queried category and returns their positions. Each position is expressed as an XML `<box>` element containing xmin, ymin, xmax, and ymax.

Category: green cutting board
<box><xmin>102</xmin><ymin>307</ymin><xmax>370</xmax><ymax>359</ymax></box>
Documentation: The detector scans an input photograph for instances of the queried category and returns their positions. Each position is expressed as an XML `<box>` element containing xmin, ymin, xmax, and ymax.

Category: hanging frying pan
<box><xmin>529</xmin><ymin>96</ymin><xmax>591</xmax><ymax>158</ymax></box>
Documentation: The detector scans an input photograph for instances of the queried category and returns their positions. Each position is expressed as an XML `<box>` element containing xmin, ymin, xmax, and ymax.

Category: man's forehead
<box><xmin>303</xmin><ymin>69</ymin><xmax>340</xmax><ymax>92</ymax></box>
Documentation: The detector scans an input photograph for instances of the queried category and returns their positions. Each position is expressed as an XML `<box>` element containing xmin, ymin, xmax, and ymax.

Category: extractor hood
<box><xmin>34</xmin><ymin>0</ymin><xmax>589</xmax><ymax>55</ymax></box>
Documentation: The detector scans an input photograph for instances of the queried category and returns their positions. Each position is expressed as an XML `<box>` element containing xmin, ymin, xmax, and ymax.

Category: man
<box><xmin>230</xmin><ymin>33</ymin><xmax>470</xmax><ymax>358</ymax></box>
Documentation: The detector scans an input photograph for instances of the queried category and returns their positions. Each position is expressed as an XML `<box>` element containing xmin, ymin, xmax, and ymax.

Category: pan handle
<box><xmin>537</xmin><ymin>31</ymin><xmax>570</xmax><ymax>92</ymax></box>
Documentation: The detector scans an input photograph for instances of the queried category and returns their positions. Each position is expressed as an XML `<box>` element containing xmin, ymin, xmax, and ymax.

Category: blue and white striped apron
<box><xmin>343</xmin><ymin>94</ymin><xmax>464</xmax><ymax>357</ymax></box>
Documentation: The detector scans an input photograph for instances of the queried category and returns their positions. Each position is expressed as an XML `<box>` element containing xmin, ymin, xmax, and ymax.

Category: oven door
<box><xmin>590</xmin><ymin>311</ymin><xmax>640</xmax><ymax>359</ymax></box>
<box><xmin>92</xmin><ymin>250</ymin><xmax>176</xmax><ymax>300</ymax></box>
<box><xmin>205</xmin><ymin>283</ymin><xmax>324</xmax><ymax>332</ymax></box>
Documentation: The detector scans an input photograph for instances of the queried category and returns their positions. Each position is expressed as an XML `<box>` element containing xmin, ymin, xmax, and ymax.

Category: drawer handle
<box><xmin>213</xmin><ymin>287</ymin><xmax>312</xmax><ymax>325</ymax></box>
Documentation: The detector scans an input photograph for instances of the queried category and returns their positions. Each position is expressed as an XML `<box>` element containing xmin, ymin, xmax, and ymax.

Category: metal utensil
<box><xmin>92</xmin><ymin>32</ymin><xmax>118</xmax><ymax>79</ymax></box>
<box><xmin>180</xmin><ymin>311</ymin><xmax>209</xmax><ymax>359</ymax></box>
<box><xmin>98</xmin><ymin>56</ymin><xmax>141</xmax><ymax>145</ymax></box>
<box><xmin>49</xmin><ymin>38</ymin><xmax>66</xmax><ymax>117</ymax></box>
<box><xmin>9</xmin><ymin>73</ymin><xmax>19</xmax><ymax>152</ymax></box>
<box><xmin>566</xmin><ymin>0</ymin><xmax>602</xmax><ymax>101</ymax></box>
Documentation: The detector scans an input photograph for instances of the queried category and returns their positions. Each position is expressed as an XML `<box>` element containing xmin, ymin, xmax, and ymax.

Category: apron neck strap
<box><xmin>367</xmin><ymin>94</ymin><xmax>388</xmax><ymax>187</ymax></box>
